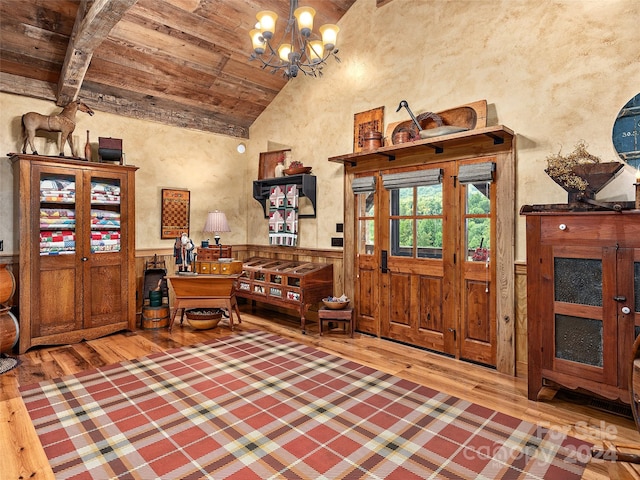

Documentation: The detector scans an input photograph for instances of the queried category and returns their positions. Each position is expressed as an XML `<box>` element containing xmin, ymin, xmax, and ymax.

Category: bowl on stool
<box><xmin>322</xmin><ymin>298</ymin><xmax>350</xmax><ymax>310</ymax></box>
<box><xmin>185</xmin><ymin>308</ymin><xmax>223</xmax><ymax>329</ymax></box>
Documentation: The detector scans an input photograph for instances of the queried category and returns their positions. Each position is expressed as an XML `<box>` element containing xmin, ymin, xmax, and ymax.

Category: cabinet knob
<box><xmin>621</xmin><ymin>306</ymin><xmax>631</xmax><ymax>315</ymax></box>
<box><xmin>558</xmin><ymin>224</ymin><xmax>567</xmax><ymax>231</ymax></box>
<box><xmin>81</xmin><ymin>257</ymin><xmax>88</xmax><ymax>262</ymax></box>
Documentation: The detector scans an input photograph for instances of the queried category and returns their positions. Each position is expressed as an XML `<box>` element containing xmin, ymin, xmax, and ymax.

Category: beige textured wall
<box><xmin>0</xmin><ymin>94</ymin><xmax>248</xmax><ymax>255</ymax></box>
<box><xmin>1</xmin><ymin>0</ymin><xmax>639</xmax><ymax>262</ymax></box>
<box><xmin>248</xmin><ymin>0</ymin><xmax>640</xmax><ymax>260</ymax></box>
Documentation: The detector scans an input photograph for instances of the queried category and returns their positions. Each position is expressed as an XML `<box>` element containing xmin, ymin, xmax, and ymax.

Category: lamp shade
<box><xmin>308</xmin><ymin>40</ymin><xmax>323</xmax><ymax>63</ymax></box>
<box><xmin>203</xmin><ymin>211</ymin><xmax>230</xmax><ymax>234</ymax></box>
<box><xmin>250</xmin><ymin>29</ymin><xmax>265</xmax><ymax>54</ymax></box>
<box><xmin>256</xmin><ymin>10</ymin><xmax>277</xmax><ymax>39</ymax></box>
<box><xmin>319</xmin><ymin>24</ymin><xmax>339</xmax><ymax>51</ymax></box>
<box><xmin>294</xmin><ymin>6</ymin><xmax>315</xmax><ymax>37</ymax></box>
<box><xmin>278</xmin><ymin>43</ymin><xmax>292</xmax><ymax>62</ymax></box>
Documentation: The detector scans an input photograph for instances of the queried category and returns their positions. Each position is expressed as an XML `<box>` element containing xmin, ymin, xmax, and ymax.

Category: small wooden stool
<box><xmin>318</xmin><ymin>306</ymin><xmax>354</xmax><ymax>338</ymax></box>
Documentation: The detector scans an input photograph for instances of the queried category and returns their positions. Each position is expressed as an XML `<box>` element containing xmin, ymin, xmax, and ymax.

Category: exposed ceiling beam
<box><xmin>0</xmin><ymin>72</ymin><xmax>248</xmax><ymax>138</ymax></box>
<box><xmin>57</xmin><ymin>0</ymin><xmax>139</xmax><ymax>106</ymax></box>
<box><xmin>0</xmin><ymin>72</ymin><xmax>57</xmax><ymax>102</ymax></box>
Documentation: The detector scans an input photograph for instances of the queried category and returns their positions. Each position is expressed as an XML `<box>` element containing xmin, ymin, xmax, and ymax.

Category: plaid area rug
<box><xmin>20</xmin><ymin>331</ymin><xmax>590</xmax><ymax>479</ymax></box>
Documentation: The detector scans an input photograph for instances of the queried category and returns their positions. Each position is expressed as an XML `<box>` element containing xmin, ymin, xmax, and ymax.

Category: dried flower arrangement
<box><xmin>545</xmin><ymin>140</ymin><xmax>602</xmax><ymax>191</ymax></box>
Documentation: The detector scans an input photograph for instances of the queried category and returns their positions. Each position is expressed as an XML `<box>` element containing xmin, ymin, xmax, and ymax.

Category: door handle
<box><xmin>381</xmin><ymin>250</ymin><xmax>388</xmax><ymax>273</ymax></box>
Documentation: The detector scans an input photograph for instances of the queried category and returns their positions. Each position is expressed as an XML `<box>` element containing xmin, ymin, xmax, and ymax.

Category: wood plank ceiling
<box><xmin>0</xmin><ymin>0</ymin><xmax>357</xmax><ymax>138</ymax></box>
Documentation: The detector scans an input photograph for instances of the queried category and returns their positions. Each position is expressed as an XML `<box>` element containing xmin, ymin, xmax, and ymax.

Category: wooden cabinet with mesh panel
<box><xmin>522</xmin><ymin>208</ymin><xmax>640</xmax><ymax>403</ymax></box>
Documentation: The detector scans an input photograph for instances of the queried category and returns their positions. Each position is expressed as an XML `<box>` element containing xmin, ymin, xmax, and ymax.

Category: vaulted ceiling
<box><xmin>0</xmin><ymin>0</ymin><xmax>361</xmax><ymax>138</ymax></box>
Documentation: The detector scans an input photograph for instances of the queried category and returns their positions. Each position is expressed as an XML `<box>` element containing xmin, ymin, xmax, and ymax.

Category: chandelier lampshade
<box><xmin>249</xmin><ymin>0</ymin><xmax>341</xmax><ymax>79</ymax></box>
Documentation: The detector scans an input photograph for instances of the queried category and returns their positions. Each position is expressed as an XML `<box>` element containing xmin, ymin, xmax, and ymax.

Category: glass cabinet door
<box><xmin>83</xmin><ymin>170</ymin><xmax>129</xmax><ymax>329</ymax></box>
<box><xmin>553</xmin><ymin>256</ymin><xmax>604</xmax><ymax>368</ymax></box>
<box><xmin>548</xmin><ymin>246</ymin><xmax>618</xmax><ymax>385</ymax></box>
<box><xmin>89</xmin><ymin>177</ymin><xmax>122</xmax><ymax>254</ymax></box>
<box><xmin>34</xmin><ymin>165</ymin><xmax>83</xmax><ymax>337</ymax></box>
<box><xmin>39</xmin><ymin>173</ymin><xmax>77</xmax><ymax>256</ymax></box>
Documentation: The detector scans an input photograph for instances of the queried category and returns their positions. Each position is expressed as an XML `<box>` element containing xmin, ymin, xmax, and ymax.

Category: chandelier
<box><xmin>249</xmin><ymin>0</ymin><xmax>340</xmax><ymax>79</ymax></box>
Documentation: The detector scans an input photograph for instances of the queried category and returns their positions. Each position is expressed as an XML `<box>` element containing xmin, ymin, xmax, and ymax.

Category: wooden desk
<box><xmin>167</xmin><ymin>274</ymin><xmax>242</xmax><ymax>332</ymax></box>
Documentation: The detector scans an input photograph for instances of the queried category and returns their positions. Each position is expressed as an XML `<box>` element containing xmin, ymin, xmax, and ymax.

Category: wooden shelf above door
<box><xmin>328</xmin><ymin>125</ymin><xmax>515</xmax><ymax>167</ymax></box>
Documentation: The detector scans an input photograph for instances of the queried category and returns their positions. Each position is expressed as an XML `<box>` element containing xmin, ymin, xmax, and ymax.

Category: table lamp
<box><xmin>203</xmin><ymin>210</ymin><xmax>230</xmax><ymax>246</ymax></box>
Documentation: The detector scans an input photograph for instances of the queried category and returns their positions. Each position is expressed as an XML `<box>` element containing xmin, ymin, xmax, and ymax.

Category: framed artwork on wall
<box><xmin>353</xmin><ymin>106</ymin><xmax>384</xmax><ymax>153</ymax></box>
<box><xmin>258</xmin><ymin>149</ymin><xmax>290</xmax><ymax>179</ymax></box>
<box><xmin>161</xmin><ymin>188</ymin><xmax>190</xmax><ymax>239</ymax></box>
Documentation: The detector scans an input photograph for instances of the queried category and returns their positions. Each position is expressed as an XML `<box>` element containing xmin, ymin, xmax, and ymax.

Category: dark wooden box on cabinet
<box><xmin>98</xmin><ymin>137</ymin><xmax>123</xmax><ymax>164</ymax></box>
<box><xmin>235</xmin><ymin>257</ymin><xmax>333</xmax><ymax>333</ymax></box>
<box><xmin>521</xmin><ymin>207</ymin><xmax>640</xmax><ymax>404</ymax></box>
<box><xmin>197</xmin><ymin>245</ymin><xmax>232</xmax><ymax>260</ymax></box>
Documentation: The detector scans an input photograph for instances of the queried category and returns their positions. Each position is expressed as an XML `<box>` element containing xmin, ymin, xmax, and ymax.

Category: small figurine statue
<box><xmin>275</xmin><ymin>160</ymin><xmax>285</xmax><ymax>177</ymax></box>
<box><xmin>174</xmin><ymin>233</ymin><xmax>195</xmax><ymax>272</ymax></box>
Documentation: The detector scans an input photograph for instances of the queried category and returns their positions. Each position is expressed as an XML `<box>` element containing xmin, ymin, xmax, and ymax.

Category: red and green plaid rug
<box><xmin>20</xmin><ymin>330</ymin><xmax>590</xmax><ymax>479</ymax></box>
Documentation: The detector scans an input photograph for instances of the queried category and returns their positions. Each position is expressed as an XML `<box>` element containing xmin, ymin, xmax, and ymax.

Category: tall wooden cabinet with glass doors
<box><xmin>330</xmin><ymin>126</ymin><xmax>516</xmax><ymax>374</ymax></box>
<box><xmin>12</xmin><ymin>154</ymin><xmax>137</xmax><ymax>353</ymax></box>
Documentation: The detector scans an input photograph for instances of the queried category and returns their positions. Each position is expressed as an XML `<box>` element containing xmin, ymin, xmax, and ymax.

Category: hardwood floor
<box><xmin>2</xmin><ymin>306</ymin><xmax>639</xmax><ymax>480</ymax></box>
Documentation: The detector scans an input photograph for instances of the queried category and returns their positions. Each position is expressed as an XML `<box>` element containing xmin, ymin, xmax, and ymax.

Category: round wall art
<box><xmin>612</xmin><ymin>93</ymin><xmax>640</xmax><ymax>170</ymax></box>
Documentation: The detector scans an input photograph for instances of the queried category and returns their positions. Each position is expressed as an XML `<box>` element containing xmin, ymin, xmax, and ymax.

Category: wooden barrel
<box><xmin>0</xmin><ymin>310</ymin><xmax>19</xmax><ymax>354</ymax></box>
<box><xmin>0</xmin><ymin>264</ymin><xmax>16</xmax><ymax>305</ymax></box>
<box><xmin>141</xmin><ymin>305</ymin><xmax>170</xmax><ymax>329</ymax></box>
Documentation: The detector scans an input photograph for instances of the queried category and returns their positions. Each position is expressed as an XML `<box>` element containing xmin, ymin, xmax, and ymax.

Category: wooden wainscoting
<box><xmin>515</xmin><ymin>262</ymin><xmax>528</xmax><ymax>377</ymax></box>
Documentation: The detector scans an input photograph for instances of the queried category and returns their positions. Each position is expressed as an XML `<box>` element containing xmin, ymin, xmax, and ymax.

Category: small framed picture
<box><xmin>354</xmin><ymin>107</ymin><xmax>384</xmax><ymax>153</ymax></box>
<box><xmin>161</xmin><ymin>188</ymin><xmax>190</xmax><ymax>239</ymax></box>
<box><xmin>258</xmin><ymin>149</ymin><xmax>290</xmax><ymax>179</ymax></box>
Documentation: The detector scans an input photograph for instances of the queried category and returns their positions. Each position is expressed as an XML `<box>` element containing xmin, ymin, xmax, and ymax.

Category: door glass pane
<box><xmin>416</xmin><ymin>185</ymin><xmax>442</xmax><ymax>215</ymax></box>
<box><xmin>554</xmin><ymin>257</ymin><xmax>602</xmax><ymax>306</ymax></box>
<box><xmin>391</xmin><ymin>218</ymin><xmax>412</xmax><ymax>256</ymax></box>
<box><xmin>90</xmin><ymin>178</ymin><xmax>121</xmax><ymax>253</ymax></box>
<box><xmin>465</xmin><ymin>183</ymin><xmax>491</xmax><ymax>262</ymax></box>
<box><xmin>40</xmin><ymin>173</ymin><xmax>76</xmax><ymax>256</ymax></box>
<box><xmin>391</xmin><ymin>188</ymin><xmax>413</xmax><ymax>216</ymax></box>
<box><xmin>417</xmin><ymin>219</ymin><xmax>443</xmax><ymax>259</ymax></box>
<box><xmin>357</xmin><ymin>191</ymin><xmax>375</xmax><ymax>255</ymax></box>
<box><xmin>555</xmin><ymin>314</ymin><xmax>603</xmax><ymax>367</ymax></box>
<box><xmin>358</xmin><ymin>219</ymin><xmax>375</xmax><ymax>255</ymax></box>
<box><xmin>466</xmin><ymin>183</ymin><xmax>490</xmax><ymax>214</ymax></box>
<box><xmin>466</xmin><ymin>218</ymin><xmax>490</xmax><ymax>262</ymax></box>
<box><xmin>357</xmin><ymin>192</ymin><xmax>375</xmax><ymax>217</ymax></box>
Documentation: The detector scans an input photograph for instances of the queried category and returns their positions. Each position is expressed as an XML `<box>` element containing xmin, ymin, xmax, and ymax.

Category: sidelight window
<box><xmin>458</xmin><ymin>162</ymin><xmax>495</xmax><ymax>263</ymax></box>
<box><xmin>464</xmin><ymin>183</ymin><xmax>491</xmax><ymax>262</ymax></box>
<box><xmin>353</xmin><ymin>176</ymin><xmax>376</xmax><ymax>255</ymax></box>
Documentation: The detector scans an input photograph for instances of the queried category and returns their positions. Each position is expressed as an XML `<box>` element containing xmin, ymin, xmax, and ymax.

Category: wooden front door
<box><xmin>354</xmin><ymin>158</ymin><xmax>497</xmax><ymax>366</ymax></box>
